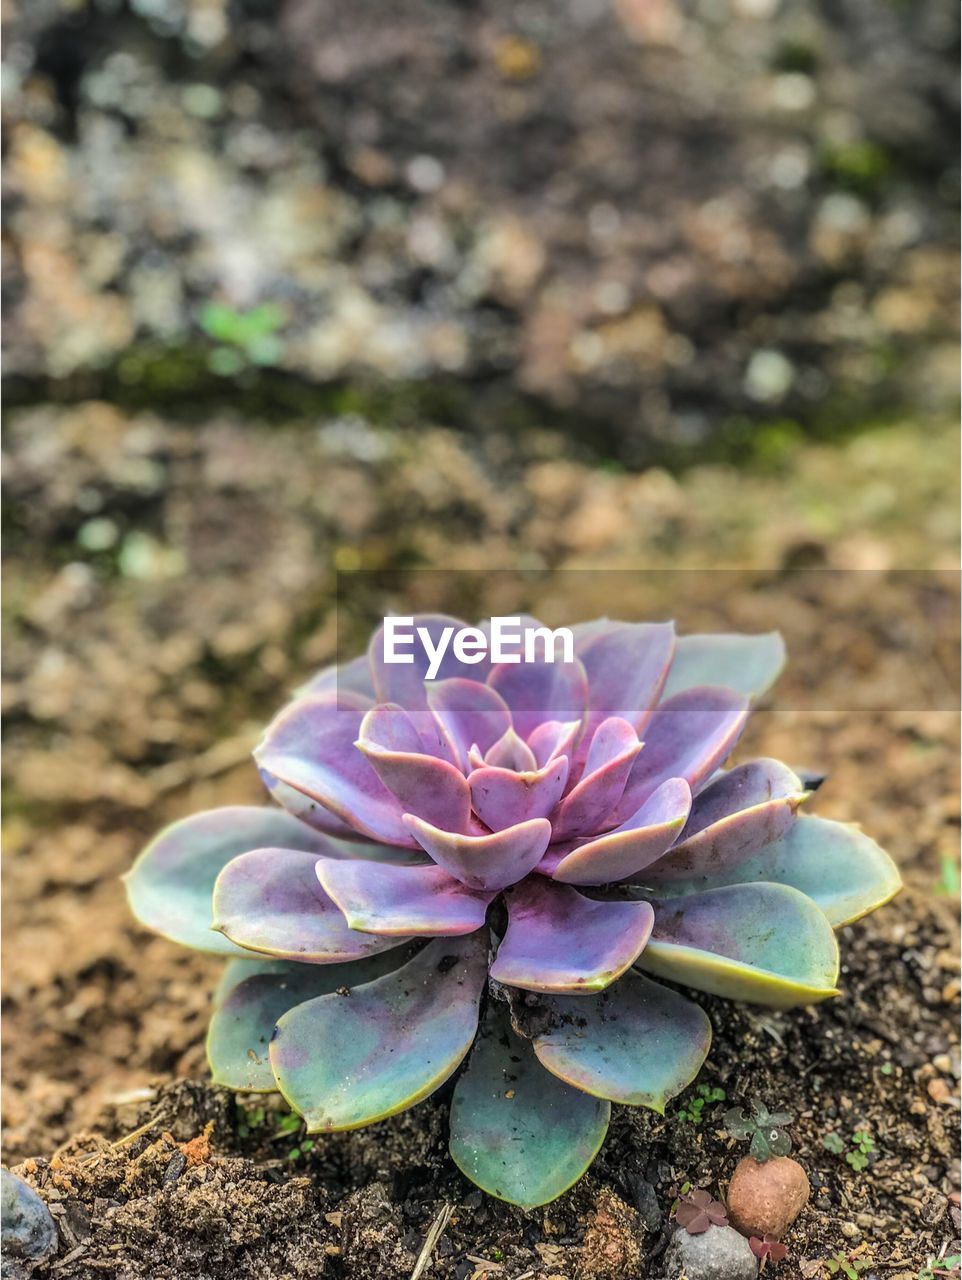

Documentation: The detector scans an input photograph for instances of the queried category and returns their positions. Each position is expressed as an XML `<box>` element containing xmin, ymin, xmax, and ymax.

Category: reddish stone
<box><xmin>727</xmin><ymin>1155</ymin><xmax>810</xmax><ymax>1240</ymax></box>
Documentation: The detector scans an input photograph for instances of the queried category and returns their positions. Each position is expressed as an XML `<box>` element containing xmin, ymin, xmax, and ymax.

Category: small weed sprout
<box><xmin>750</xmin><ymin>1235</ymin><xmax>788</xmax><ymax>1269</ymax></box>
<box><xmin>725</xmin><ymin>1097</ymin><xmax>794</xmax><ymax>1160</ymax></box>
<box><xmin>822</xmin><ymin>1129</ymin><xmax>875</xmax><ymax>1171</ymax></box>
<box><xmin>236</xmin><ymin>1103</ymin><xmax>267</xmax><ymax>1139</ymax></box>
<box><xmin>672</xmin><ymin>1187</ymin><xmax>728</xmax><ymax>1235</ymax></box>
<box><xmin>918</xmin><ymin>1254</ymin><xmax>962</xmax><ymax>1280</ymax></box>
<box><xmin>677</xmin><ymin>1082</ymin><xmax>727</xmax><ymax>1124</ymax></box>
<box><xmin>825</xmin><ymin>1248</ymin><xmax>873</xmax><ymax>1277</ymax></box>
<box><xmin>935</xmin><ymin>854</ymin><xmax>961</xmax><ymax>896</ymax></box>
<box><xmin>199</xmin><ymin>301</ymin><xmax>286</xmax><ymax>375</ymax></box>
<box><xmin>848</xmin><ymin>1130</ymin><xmax>875</xmax><ymax>1170</ymax></box>
<box><xmin>275</xmin><ymin>1111</ymin><xmax>302</xmax><ymax>1135</ymax></box>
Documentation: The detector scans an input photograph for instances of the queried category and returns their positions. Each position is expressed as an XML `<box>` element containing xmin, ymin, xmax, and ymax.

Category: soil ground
<box><xmin>3</xmin><ymin>407</ymin><xmax>960</xmax><ymax>1278</ymax></box>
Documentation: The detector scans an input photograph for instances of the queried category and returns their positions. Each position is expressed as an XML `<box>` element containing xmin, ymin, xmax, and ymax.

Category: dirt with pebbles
<box><xmin>3</xmin><ymin>406</ymin><xmax>959</xmax><ymax>1277</ymax></box>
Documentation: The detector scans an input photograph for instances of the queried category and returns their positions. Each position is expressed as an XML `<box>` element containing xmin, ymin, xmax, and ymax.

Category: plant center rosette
<box><xmin>126</xmin><ymin>616</ymin><xmax>902</xmax><ymax>1207</ymax></box>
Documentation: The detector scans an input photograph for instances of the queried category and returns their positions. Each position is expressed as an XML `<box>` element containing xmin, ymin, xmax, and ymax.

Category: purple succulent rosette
<box><xmin>126</xmin><ymin>616</ymin><xmax>902</xmax><ymax>1207</ymax></box>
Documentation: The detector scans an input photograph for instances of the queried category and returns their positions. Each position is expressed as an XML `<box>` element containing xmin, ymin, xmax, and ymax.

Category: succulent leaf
<box><xmin>449</xmin><ymin>1002</ymin><xmax>610</xmax><ymax>1208</ymax></box>
<box><xmin>487</xmin><ymin>649</ymin><xmax>588</xmax><ymax>741</ymax></box>
<box><xmin>649</xmin><ymin>814</ymin><xmax>902</xmax><ymax>927</ymax></box>
<box><xmin>208</xmin><ymin>952</ymin><xmax>407</xmax><ymax>1090</ymax></box>
<box><xmin>212</xmin><ymin>848</ymin><xmax>410</xmax><ymax>961</ymax></box>
<box><xmin>355</xmin><ymin>733</ymin><xmax>473</xmax><ymax>832</ymax></box>
<box><xmin>261</xmin><ymin>776</ymin><xmax>428</xmax><ymax>858</ymax></box>
<box><xmin>124</xmin><ymin>806</ymin><xmax>330</xmax><ymax>956</ymax></box>
<box><xmin>402</xmin><ymin>814</ymin><xmax>552</xmax><ymax>891</ymax></box>
<box><xmin>215</xmin><ymin>955</ymin><xmax>296</xmax><ymax>1004</ymax></box>
<box><xmin>547</xmin><ymin>777</ymin><xmax>692</xmax><ymax>885</ymax></box>
<box><xmin>426</xmin><ymin>677</ymin><xmax>514</xmax><ymax>771</ymax></box>
<box><xmin>615</xmin><ymin>686</ymin><xmax>749</xmax><ymax>820</ymax></box>
<box><xmin>638</xmin><ymin>883</ymin><xmax>841</xmax><ymax>1008</ymax></box>
<box><xmin>644</xmin><ymin>759</ymin><xmax>807</xmax><ymax>882</ymax></box>
<box><xmin>527</xmin><ymin>718</ymin><xmax>582</xmax><ymax>768</ymax></box>
<box><xmin>270</xmin><ymin>933</ymin><xmax>488</xmax><ymax>1131</ymax></box>
<box><xmin>489</xmin><ymin>878</ymin><xmax>654</xmax><ymax>994</ymax></box>
<box><xmin>482</xmin><ymin>726</ymin><xmax>538</xmax><ymax>772</ymax></box>
<box><xmin>661</xmin><ymin>632</ymin><xmax>786</xmax><ymax>701</ymax></box>
<box><xmin>764</xmin><ymin>816</ymin><xmax>902</xmax><ymax>927</ymax></box>
<box><xmin>316</xmin><ymin>859</ymin><xmax>497</xmax><ymax>935</ymax></box>
<box><xmin>254</xmin><ymin>693</ymin><xmax>417</xmax><ymax>846</ymax></box>
<box><xmin>532</xmin><ymin>970</ymin><xmax>711</xmax><ymax>1110</ymax></box>
<box><xmin>355</xmin><ymin>700</ymin><xmax>445</xmax><ymax>760</ymax></box>
<box><xmin>468</xmin><ymin>754</ymin><xmax>570</xmax><ymax>831</ymax></box>
<box><xmin>298</xmin><ymin>651</ymin><xmax>377</xmax><ymax>701</ymax></box>
<box><xmin>260</xmin><ymin>770</ymin><xmax>367</xmax><ymax>840</ymax></box>
<box><xmin>310</xmin><ymin>835</ymin><xmax>428</xmax><ymax>866</ymax></box>
<box><xmin>573</xmin><ymin>619</ymin><xmax>676</xmax><ymax>731</ymax></box>
<box><xmin>549</xmin><ymin>717</ymin><xmax>643</xmax><ymax>840</ymax></box>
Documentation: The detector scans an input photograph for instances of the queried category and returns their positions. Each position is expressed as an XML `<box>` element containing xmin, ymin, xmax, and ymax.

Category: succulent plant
<box><xmin>725</xmin><ymin>1097</ymin><xmax>794</xmax><ymax>1160</ymax></box>
<box><xmin>673</xmin><ymin>1187</ymin><xmax>728</xmax><ymax>1234</ymax></box>
<box><xmin>125</xmin><ymin>615</ymin><xmax>902</xmax><ymax>1207</ymax></box>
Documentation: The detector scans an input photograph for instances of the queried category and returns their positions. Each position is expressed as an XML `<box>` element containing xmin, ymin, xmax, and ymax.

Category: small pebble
<box><xmin>663</xmin><ymin>1224</ymin><xmax>758</xmax><ymax>1280</ymax></box>
<box><xmin>630</xmin><ymin>1177</ymin><xmax>663</xmax><ymax>1232</ymax></box>
<box><xmin>927</xmin><ymin>1077</ymin><xmax>954</xmax><ymax>1104</ymax></box>
<box><xmin>727</xmin><ymin>1156</ymin><xmax>810</xmax><ymax>1239</ymax></box>
<box><xmin>0</xmin><ymin>1169</ymin><xmax>58</xmax><ymax>1262</ymax></box>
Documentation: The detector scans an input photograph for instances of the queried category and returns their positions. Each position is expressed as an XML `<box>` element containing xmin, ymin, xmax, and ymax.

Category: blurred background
<box><xmin>3</xmin><ymin>0</ymin><xmax>959</xmax><ymax>458</ymax></box>
<box><xmin>2</xmin><ymin>0</ymin><xmax>959</xmax><ymax>1169</ymax></box>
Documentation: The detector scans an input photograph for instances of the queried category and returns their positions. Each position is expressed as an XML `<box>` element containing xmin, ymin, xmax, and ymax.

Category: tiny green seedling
<box><xmin>677</xmin><ymin>1083</ymin><xmax>727</xmax><ymax>1125</ymax></box>
<box><xmin>825</xmin><ymin>1248</ymin><xmax>873</xmax><ymax>1277</ymax></box>
<box><xmin>275</xmin><ymin>1110</ymin><xmax>302</xmax><ymax>1135</ymax></box>
<box><xmin>273</xmin><ymin>1108</ymin><xmax>310</xmax><ymax>1159</ymax></box>
<box><xmin>822</xmin><ymin>1129</ymin><xmax>875</xmax><ymax>1171</ymax></box>
<box><xmin>199</xmin><ymin>301</ymin><xmax>286</xmax><ymax>375</ymax></box>
<box><xmin>287</xmin><ymin>1138</ymin><xmax>314</xmax><ymax>1162</ymax></box>
<box><xmin>668</xmin><ymin>1180</ymin><xmax>693</xmax><ymax>1218</ymax></box>
<box><xmin>848</xmin><ymin>1130</ymin><xmax>875</xmax><ymax>1171</ymax></box>
<box><xmin>236</xmin><ymin>1103</ymin><xmax>267</xmax><ymax>1139</ymax></box>
<box><xmin>918</xmin><ymin>1255</ymin><xmax>962</xmax><ymax>1280</ymax></box>
<box><xmin>935</xmin><ymin>854</ymin><xmax>961</xmax><ymax>897</ymax></box>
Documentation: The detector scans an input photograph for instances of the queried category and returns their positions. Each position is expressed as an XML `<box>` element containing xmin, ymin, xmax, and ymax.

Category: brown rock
<box><xmin>726</xmin><ymin>1155</ymin><xmax>810</xmax><ymax>1240</ymax></box>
